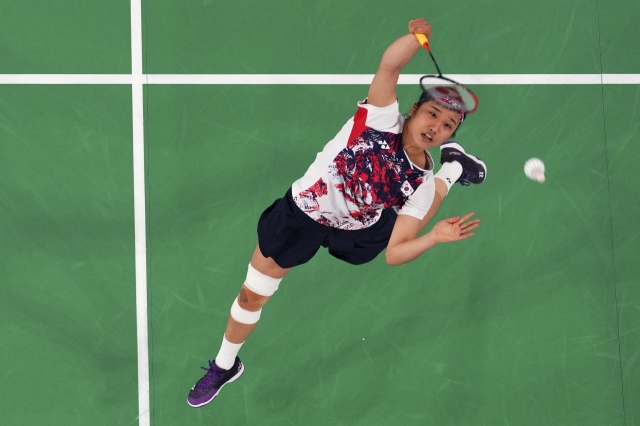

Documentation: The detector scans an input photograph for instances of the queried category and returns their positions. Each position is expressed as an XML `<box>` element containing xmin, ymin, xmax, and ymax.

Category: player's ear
<box><xmin>408</xmin><ymin>102</ymin><xmax>419</xmax><ymax>118</ymax></box>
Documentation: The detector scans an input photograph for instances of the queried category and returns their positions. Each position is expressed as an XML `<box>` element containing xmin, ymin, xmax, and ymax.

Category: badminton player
<box><xmin>187</xmin><ymin>18</ymin><xmax>487</xmax><ymax>407</ymax></box>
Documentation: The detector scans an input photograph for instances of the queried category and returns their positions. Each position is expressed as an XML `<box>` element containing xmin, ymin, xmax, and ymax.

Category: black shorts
<box><xmin>257</xmin><ymin>188</ymin><xmax>397</xmax><ymax>268</ymax></box>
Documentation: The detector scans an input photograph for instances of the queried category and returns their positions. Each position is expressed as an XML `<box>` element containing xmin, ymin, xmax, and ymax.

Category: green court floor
<box><xmin>1</xmin><ymin>0</ymin><xmax>639</xmax><ymax>425</ymax></box>
<box><xmin>0</xmin><ymin>85</ymin><xmax>139</xmax><ymax>424</ymax></box>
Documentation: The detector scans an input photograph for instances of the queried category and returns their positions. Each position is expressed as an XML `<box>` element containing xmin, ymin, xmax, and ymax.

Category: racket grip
<box><xmin>415</xmin><ymin>33</ymin><xmax>430</xmax><ymax>52</ymax></box>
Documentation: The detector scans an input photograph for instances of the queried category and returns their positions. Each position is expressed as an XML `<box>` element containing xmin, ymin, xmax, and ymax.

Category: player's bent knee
<box><xmin>238</xmin><ymin>286</ymin><xmax>269</xmax><ymax>311</ymax></box>
<box><xmin>229</xmin><ymin>264</ymin><xmax>283</xmax><ymax>325</ymax></box>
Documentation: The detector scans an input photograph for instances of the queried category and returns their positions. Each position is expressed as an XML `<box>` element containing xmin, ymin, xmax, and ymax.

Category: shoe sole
<box><xmin>187</xmin><ymin>363</ymin><xmax>245</xmax><ymax>408</ymax></box>
<box><xmin>441</xmin><ymin>142</ymin><xmax>487</xmax><ymax>181</ymax></box>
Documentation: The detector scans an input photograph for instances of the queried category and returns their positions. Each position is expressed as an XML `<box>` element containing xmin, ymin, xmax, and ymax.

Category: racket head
<box><xmin>419</xmin><ymin>75</ymin><xmax>479</xmax><ymax>115</ymax></box>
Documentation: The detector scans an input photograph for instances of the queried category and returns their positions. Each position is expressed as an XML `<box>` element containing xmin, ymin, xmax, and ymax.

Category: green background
<box><xmin>1</xmin><ymin>0</ymin><xmax>639</xmax><ymax>425</ymax></box>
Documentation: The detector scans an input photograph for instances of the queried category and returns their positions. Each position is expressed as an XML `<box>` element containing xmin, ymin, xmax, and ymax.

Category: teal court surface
<box><xmin>1</xmin><ymin>1</ymin><xmax>639</xmax><ymax>425</ymax></box>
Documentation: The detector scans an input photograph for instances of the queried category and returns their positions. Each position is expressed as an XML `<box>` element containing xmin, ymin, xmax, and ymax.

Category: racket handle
<box><xmin>415</xmin><ymin>33</ymin><xmax>430</xmax><ymax>52</ymax></box>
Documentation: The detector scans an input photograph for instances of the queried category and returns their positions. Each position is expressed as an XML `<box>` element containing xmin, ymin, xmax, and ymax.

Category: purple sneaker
<box><xmin>187</xmin><ymin>357</ymin><xmax>244</xmax><ymax>407</ymax></box>
<box><xmin>440</xmin><ymin>141</ymin><xmax>487</xmax><ymax>186</ymax></box>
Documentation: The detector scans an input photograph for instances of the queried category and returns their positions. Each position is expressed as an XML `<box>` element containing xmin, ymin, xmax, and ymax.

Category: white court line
<box><xmin>130</xmin><ymin>0</ymin><xmax>150</xmax><ymax>425</ymax></box>
<box><xmin>147</xmin><ymin>73</ymin><xmax>611</xmax><ymax>85</ymax></box>
<box><xmin>0</xmin><ymin>74</ymin><xmax>639</xmax><ymax>84</ymax></box>
<box><xmin>602</xmin><ymin>74</ymin><xmax>640</xmax><ymax>84</ymax></box>
<box><xmin>0</xmin><ymin>74</ymin><xmax>132</xmax><ymax>84</ymax></box>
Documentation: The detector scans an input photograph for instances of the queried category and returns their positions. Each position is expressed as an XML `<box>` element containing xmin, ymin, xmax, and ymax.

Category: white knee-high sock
<box><xmin>214</xmin><ymin>335</ymin><xmax>243</xmax><ymax>370</ymax></box>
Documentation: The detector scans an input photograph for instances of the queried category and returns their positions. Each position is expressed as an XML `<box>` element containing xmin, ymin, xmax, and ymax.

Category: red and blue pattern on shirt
<box><xmin>295</xmin><ymin>106</ymin><xmax>428</xmax><ymax>229</ymax></box>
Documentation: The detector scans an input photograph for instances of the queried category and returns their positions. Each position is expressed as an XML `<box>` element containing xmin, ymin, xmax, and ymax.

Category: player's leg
<box><xmin>223</xmin><ymin>245</ymin><xmax>291</xmax><ymax>347</ymax></box>
<box><xmin>187</xmin><ymin>245</ymin><xmax>290</xmax><ymax>408</ymax></box>
<box><xmin>187</xmin><ymin>187</ymin><xmax>329</xmax><ymax>407</ymax></box>
<box><xmin>419</xmin><ymin>141</ymin><xmax>487</xmax><ymax>231</ymax></box>
<box><xmin>439</xmin><ymin>141</ymin><xmax>487</xmax><ymax>186</ymax></box>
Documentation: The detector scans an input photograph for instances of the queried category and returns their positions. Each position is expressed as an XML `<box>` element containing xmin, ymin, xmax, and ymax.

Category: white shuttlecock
<box><xmin>524</xmin><ymin>158</ymin><xmax>545</xmax><ymax>183</ymax></box>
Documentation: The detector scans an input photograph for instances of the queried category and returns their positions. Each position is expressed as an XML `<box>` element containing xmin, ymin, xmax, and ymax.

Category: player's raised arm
<box><xmin>367</xmin><ymin>19</ymin><xmax>432</xmax><ymax>108</ymax></box>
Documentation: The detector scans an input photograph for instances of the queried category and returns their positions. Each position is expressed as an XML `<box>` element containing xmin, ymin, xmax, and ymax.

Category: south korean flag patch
<box><xmin>400</xmin><ymin>180</ymin><xmax>414</xmax><ymax>197</ymax></box>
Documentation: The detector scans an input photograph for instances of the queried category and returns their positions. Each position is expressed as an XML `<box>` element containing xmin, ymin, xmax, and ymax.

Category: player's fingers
<box><xmin>417</xmin><ymin>24</ymin><xmax>432</xmax><ymax>38</ymax></box>
<box><xmin>446</xmin><ymin>216</ymin><xmax>461</xmax><ymax>224</ymax></box>
<box><xmin>423</xmin><ymin>23</ymin><xmax>432</xmax><ymax>39</ymax></box>
<box><xmin>461</xmin><ymin>219</ymin><xmax>481</xmax><ymax>229</ymax></box>
<box><xmin>409</xmin><ymin>18</ymin><xmax>431</xmax><ymax>36</ymax></box>
<box><xmin>458</xmin><ymin>212</ymin><xmax>475</xmax><ymax>223</ymax></box>
<box><xmin>461</xmin><ymin>223</ymin><xmax>480</xmax><ymax>233</ymax></box>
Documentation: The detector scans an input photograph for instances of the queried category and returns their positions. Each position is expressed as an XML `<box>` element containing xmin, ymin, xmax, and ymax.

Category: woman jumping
<box><xmin>187</xmin><ymin>18</ymin><xmax>487</xmax><ymax>407</ymax></box>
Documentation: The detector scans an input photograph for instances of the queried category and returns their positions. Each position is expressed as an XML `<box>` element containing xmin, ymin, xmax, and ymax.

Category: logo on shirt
<box><xmin>400</xmin><ymin>180</ymin><xmax>414</xmax><ymax>197</ymax></box>
<box><xmin>376</xmin><ymin>139</ymin><xmax>390</xmax><ymax>150</ymax></box>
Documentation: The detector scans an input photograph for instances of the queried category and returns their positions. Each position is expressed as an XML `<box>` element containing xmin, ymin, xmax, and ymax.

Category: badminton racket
<box><xmin>415</xmin><ymin>33</ymin><xmax>479</xmax><ymax>114</ymax></box>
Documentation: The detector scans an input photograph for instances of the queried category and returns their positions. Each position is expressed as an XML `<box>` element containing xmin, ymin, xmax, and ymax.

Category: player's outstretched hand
<box><xmin>432</xmin><ymin>213</ymin><xmax>480</xmax><ymax>243</ymax></box>
<box><xmin>408</xmin><ymin>18</ymin><xmax>432</xmax><ymax>40</ymax></box>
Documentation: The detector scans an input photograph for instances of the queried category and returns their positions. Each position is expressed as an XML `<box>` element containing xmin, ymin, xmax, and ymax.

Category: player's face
<box><xmin>406</xmin><ymin>101</ymin><xmax>460</xmax><ymax>149</ymax></box>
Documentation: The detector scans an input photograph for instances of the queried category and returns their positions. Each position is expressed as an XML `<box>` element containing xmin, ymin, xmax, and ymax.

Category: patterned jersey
<box><xmin>291</xmin><ymin>99</ymin><xmax>435</xmax><ymax>230</ymax></box>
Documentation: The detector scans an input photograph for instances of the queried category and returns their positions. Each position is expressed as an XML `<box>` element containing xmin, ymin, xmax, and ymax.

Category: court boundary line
<box><xmin>596</xmin><ymin>1</ymin><xmax>627</xmax><ymax>425</ymax></box>
<box><xmin>0</xmin><ymin>73</ymin><xmax>638</xmax><ymax>84</ymax></box>
<box><xmin>130</xmin><ymin>1</ymin><xmax>150</xmax><ymax>425</ymax></box>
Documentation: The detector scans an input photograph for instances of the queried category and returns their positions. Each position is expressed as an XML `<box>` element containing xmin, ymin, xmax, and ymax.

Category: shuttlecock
<box><xmin>524</xmin><ymin>158</ymin><xmax>545</xmax><ymax>183</ymax></box>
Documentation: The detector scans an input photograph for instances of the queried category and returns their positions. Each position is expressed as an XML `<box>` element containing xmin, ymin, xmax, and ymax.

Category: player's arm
<box><xmin>416</xmin><ymin>178</ymin><xmax>449</xmax><ymax>233</ymax></box>
<box><xmin>385</xmin><ymin>212</ymin><xmax>480</xmax><ymax>266</ymax></box>
<box><xmin>367</xmin><ymin>19</ymin><xmax>432</xmax><ymax>108</ymax></box>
